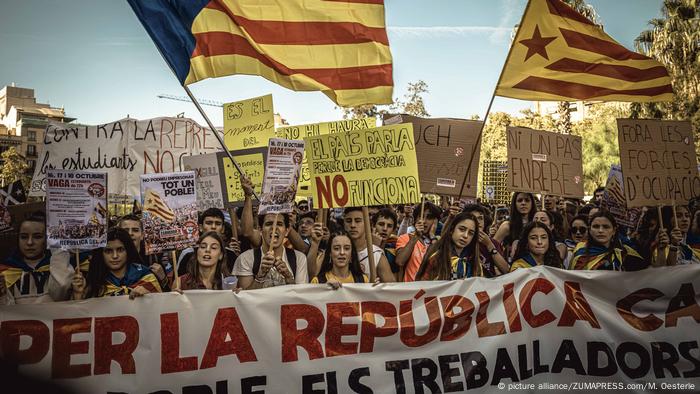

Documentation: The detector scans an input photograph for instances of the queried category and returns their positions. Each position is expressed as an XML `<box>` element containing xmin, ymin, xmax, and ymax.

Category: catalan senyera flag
<box><xmin>143</xmin><ymin>189</ymin><xmax>175</xmax><ymax>223</ymax></box>
<box><xmin>127</xmin><ymin>0</ymin><xmax>393</xmax><ymax>107</ymax></box>
<box><xmin>496</xmin><ymin>0</ymin><xmax>673</xmax><ymax>102</ymax></box>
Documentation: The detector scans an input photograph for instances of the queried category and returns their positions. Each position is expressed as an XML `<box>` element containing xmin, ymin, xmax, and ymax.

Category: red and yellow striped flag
<box><xmin>496</xmin><ymin>0</ymin><xmax>673</xmax><ymax>102</ymax></box>
<box><xmin>143</xmin><ymin>189</ymin><xmax>175</xmax><ymax>223</ymax></box>
<box><xmin>127</xmin><ymin>0</ymin><xmax>393</xmax><ymax>107</ymax></box>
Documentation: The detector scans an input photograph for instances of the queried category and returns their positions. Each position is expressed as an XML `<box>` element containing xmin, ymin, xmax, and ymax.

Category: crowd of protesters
<box><xmin>2</xmin><ymin>179</ymin><xmax>698</xmax><ymax>305</ymax></box>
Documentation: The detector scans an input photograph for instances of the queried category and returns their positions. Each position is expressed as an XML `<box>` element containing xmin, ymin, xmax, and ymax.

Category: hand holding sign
<box><xmin>257</xmin><ymin>251</ymin><xmax>275</xmax><ymax>279</ymax></box>
<box><xmin>71</xmin><ymin>265</ymin><xmax>86</xmax><ymax>299</ymax></box>
<box><xmin>274</xmin><ymin>258</ymin><xmax>294</xmax><ymax>283</ymax></box>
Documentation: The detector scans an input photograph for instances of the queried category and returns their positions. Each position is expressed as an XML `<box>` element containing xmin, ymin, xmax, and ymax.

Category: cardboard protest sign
<box><xmin>617</xmin><ymin>119</ymin><xmax>700</xmax><ymax>207</ymax></box>
<box><xmin>140</xmin><ymin>172</ymin><xmax>198</xmax><ymax>254</ymax></box>
<box><xmin>183</xmin><ymin>153</ymin><xmax>225</xmax><ymax>211</ymax></box>
<box><xmin>507</xmin><ymin>127</ymin><xmax>584</xmax><ymax>198</ymax></box>
<box><xmin>30</xmin><ymin>117</ymin><xmax>222</xmax><ymax>203</ymax></box>
<box><xmin>305</xmin><ymin>123</ymin><xmax>421</xmax><ymax>208</ymax></box>
<box><xmin>46</xmin><ymin>169</ymin><xmax>108</xmax><ymax>250</ymax></box>
<box><xmin>277</xmin><ymin>118</ymin><xmax>376</xmax><ymax>196</ymax></box>
<box><xmin>259</xmin><ymin>138</ymin><xmax>305</xmax><ymax>214</ymax></box>
<box><xmin>384</xmin><ymin>114</ymin><xmax>482</xmax><ymax>197</ymax></box>
<box><xmin>218</xmin><ymin>147</ymin><xmax>268</xmax><ymax>207</ymax></box>
<box><xmin>223</xmin><ymin>94</ymin><xmax>275</xmax><ymax>150</ymax></box>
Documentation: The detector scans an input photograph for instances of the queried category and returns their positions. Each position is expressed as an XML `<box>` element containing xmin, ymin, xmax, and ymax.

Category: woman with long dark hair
<box><xmin>569</xmin><ymin>211</ymin><xmax>640</xmax><ymax>271</ymax></box>
<box><xmin>656</xmin><ymin>204</ymin><xmax>699</xmax><ymax>265</ymax></box>
<box><xmin>494</xmin><ymin>192</ymin><xmax>537</xmax><ymax>260</ymax></box>
<box><xmin>510</xmin><ymin>221</ymin><xmax>563</xmax><ymax>271</ymax></box>
<box><xmin>311</xmin><ymin>232</ymin><xmax>367</xmax><ymax>285</ymax></box>
<box><xmin>416</xmin><ymin>212</ymin><xmax>484</xmax><ymax>280</ymax></box>
<box><xmin>71</xmin><ymin>228</ymin><xmax>161</xmax><ymax>299</ymax></box>
<box><xmin>178</xmin><ymin>231</ymin><xmax>231</xmax><ymax>290</ymax></box>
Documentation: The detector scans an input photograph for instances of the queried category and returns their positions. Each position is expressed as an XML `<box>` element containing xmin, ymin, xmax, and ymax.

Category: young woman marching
<box><xmin>178</xmin><ymin>231</ymin><xmax>231</xmax><ymax>290</ymax></box>
<box><xmin>569</xmin><ymin>211</ymin><xmax>640</xmax><ymax>271</ymax></box>
<box><xmin>311</xmin><ymin>232</ymin><xmax>368</xmax><ymax>287</ymax></box>
<box><xmin>72</xmin><ymin>228</ymin><xmax>161</xmax><ymax>299</ymax></box>
<box><xmin>416</xmin><ymin>212</ymin><xmax>488</xmax><ymax>280</ymax></box>
<box><xmin>510</xmin><ymin>221</ymin><xmax>563</xmax><ymax>271</ymax></box>
<box><xmin>494</xmin><ymin>192</ymin><xmax>537</xmax><ymax>261</ymax></box>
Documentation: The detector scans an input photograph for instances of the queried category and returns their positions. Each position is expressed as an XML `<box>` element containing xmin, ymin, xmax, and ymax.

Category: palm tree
<box><xmin>632</xmin><ymin>0</ymin><xmax>699</xmax><ymax>140</ymax></box>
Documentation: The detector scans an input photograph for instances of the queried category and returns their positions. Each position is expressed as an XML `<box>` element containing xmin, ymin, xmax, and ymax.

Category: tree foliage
<box><xmin>632</xmin><ymin>0</ymin><xmax>700</xmax><ymax>152</ymax></box>
<box><xmin>1</xmin><ymin>147</ymin><xmax>30</xmax><ymax>189</ymax></box>
<box><xmin>340</xmin><ymin>80</ymin><xmax>430</xmax><ymax>119</ymax></box>
<box><xmin>571</xmin><ymin>103</ymin><xmax>631</xmax><ymax>193</ymax></box>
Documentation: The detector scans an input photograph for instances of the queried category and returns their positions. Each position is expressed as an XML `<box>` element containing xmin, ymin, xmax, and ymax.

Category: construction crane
<box><xmin>157</xmin><ymin>93</ymin><xmax>224</xmax><ymax>108</ymax></box>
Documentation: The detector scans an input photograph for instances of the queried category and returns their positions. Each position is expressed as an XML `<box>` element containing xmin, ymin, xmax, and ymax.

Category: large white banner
<box><xmin>0</xmin><ymin>266</ymin><xmax>698</xmax><ymax>393</ymax></box>
<box><xmin>30</xmin><ymin>117</ymin><xmax>223</xmax><ymax>203</ymax></box>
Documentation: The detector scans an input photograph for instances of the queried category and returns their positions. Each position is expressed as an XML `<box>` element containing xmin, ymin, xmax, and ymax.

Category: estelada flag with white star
<box><xmin>496</xmin><ymin>0</ymin><xmax>673</xmax><ymax>102</ymax></box>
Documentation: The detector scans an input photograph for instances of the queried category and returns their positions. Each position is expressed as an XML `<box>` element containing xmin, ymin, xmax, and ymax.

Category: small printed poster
<box><xmin>140</xmin><ymin>171</ymin><xmax>198</xmax><ymax>254</ymax></box>
<box><xmin>46</xmin><ymin>169</ymin><xmax>108</xmax><ymax>249</ymax></box>
<box><xmin>259</xmin><ymin>138</ymin><xmax>305</xmax><ymax>214</ymax></box>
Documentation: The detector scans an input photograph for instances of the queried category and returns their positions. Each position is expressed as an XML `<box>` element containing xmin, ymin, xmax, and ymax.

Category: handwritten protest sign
<box><xmin>46</xmin><ymin>169</ymin><xmax>108</xmax><ymax>249</ymax></box>
<box><xmin>223</xmin><ymin>94</ymin><xmax>275</xmax><ymax>150</ymax></box>
<box><xmin>507</xmin><ymin>127</ymin><xmax>584</xmax><ymax>198</ymax></box>
<box><xmin>1</xmin><ymin>266</ymin><xmax>698</xmax><ymax>393</ymax></box>
<box><xmin>30</xmin><ymin>117</ymin><xmax>222</xmax><ymax>203</ymax></box>
<box><xmin>384</xmin><ymin>114</ymin><xmax>482</xmax><ymax>196</ymax></box>
<box><xmin>277</xmin><ymin>118</ymin><xmax>376</xmax><ymax>196</ymax></box>
<box><xmin>183</xmin><ymin>153</ymin><xmax>225</xmax><ymax>211</ymax></box>
<box><xmin>219</xmin><ymin>148</ymin><xmax>267</xmax><ymax>207</ymax></box>
<box><xmin>305</xmin><ymin>123</ymin><xmax>421</xmax><ymax>208</ymax></box>
<box><xmin>259</xmin><ymin>138</ymin><xmax>305</xmax><ymax>214</ymax></box>
<box><xmin>140</xmin><ymin>172</ymin><xmax>198</xmax><ymax>254</ymax></box>
<box><xmin>617</xmin><ymin>119</ymin><xmax>700</xmax><ymax>207</ymax></box>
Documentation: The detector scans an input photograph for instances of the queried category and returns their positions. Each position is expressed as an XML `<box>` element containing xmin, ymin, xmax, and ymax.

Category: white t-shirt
<box><xmin>232</xmin><ymin>248</ymin><xmax>308</xmax><ymax>287</ymax></box>
<box><xmin>358</xmin><ymin>245</ymin><xmax>384</xmax><ymax>276</ymax></box>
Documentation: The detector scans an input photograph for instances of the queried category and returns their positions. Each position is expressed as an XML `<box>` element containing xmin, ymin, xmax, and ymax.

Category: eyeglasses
<box><xmin>572</xmin><ymin>226</ymin><xmax>587</xmax><ymax>234</ymax></box>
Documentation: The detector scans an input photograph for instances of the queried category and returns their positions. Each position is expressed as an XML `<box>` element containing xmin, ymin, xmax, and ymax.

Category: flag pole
<box><xmin>182</xmin><ymin>85</ymin><xmax>260</xmax><ymax>201</ymax></box>
<box><xmin>137</xmin><ymin>22</ymin><xmax>261</xmax><ymax>202</ymax></box>
<box><xmin>458</xmin><ymin>0</ymin><xmax>533</xmax><ymax>200</ymax></box>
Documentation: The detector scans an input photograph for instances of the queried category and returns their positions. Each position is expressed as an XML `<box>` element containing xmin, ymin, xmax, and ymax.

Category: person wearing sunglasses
<box><xmin>563</xmin><ymin>215</ymin><xmax>588</xmax><ymax>269</ymax></box>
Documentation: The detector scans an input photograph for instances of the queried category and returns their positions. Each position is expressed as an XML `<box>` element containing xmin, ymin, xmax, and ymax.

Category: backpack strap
<box><xmin>253</xmin><ymin>248</ymin><xmax>262</xmax><ymax>277</ymax></box>
<box><xmin>285</xmin><ymin>248</ymin><xmax>297</xmax><ymax>279</ymax></box>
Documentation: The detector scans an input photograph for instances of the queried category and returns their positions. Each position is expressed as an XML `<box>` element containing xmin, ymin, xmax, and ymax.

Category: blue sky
<box><xmin>0</xmin><ymin>0</ymin><xmax>663</xmax><ymax>127</ymax></box>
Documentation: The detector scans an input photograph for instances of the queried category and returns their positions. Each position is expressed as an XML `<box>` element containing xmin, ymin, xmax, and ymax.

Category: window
<box><xmin>27</xmin><ymin>160</ymin><xmax>35</xmax><ymax>170</ymax></box>
<box><xmin>27</xmin><ymin>130</ymin><xmax>36</xmax><ymax>141</ymax></box>
<box><xmin>27</xmin><ymin>145</ymin><xmax>36</xmax><ymax>156</ymax></box>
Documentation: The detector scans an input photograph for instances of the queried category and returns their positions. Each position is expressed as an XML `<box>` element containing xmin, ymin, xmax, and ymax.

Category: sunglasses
<box><xmin>572</xmin><ymin>226</ymin><xmax>587</xmax><ymax>234</ymax></box>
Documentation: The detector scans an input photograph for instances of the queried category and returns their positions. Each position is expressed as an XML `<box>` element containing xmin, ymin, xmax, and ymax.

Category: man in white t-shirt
<box><xmin>234</xmin><ymin>213</ymin><xmax>308</xmax><ymax>289</ymax></box>
<box><xmin>342</xmin><ymin>207</ymin><xmax>395</xmax><ymax>282</ymax></box>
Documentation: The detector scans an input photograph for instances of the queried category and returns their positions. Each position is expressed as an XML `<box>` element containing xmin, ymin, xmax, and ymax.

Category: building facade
<box><xmin>0</xmin><ymin>85</ymin><xmax>75</xmax><ymax>178</ymax></box>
